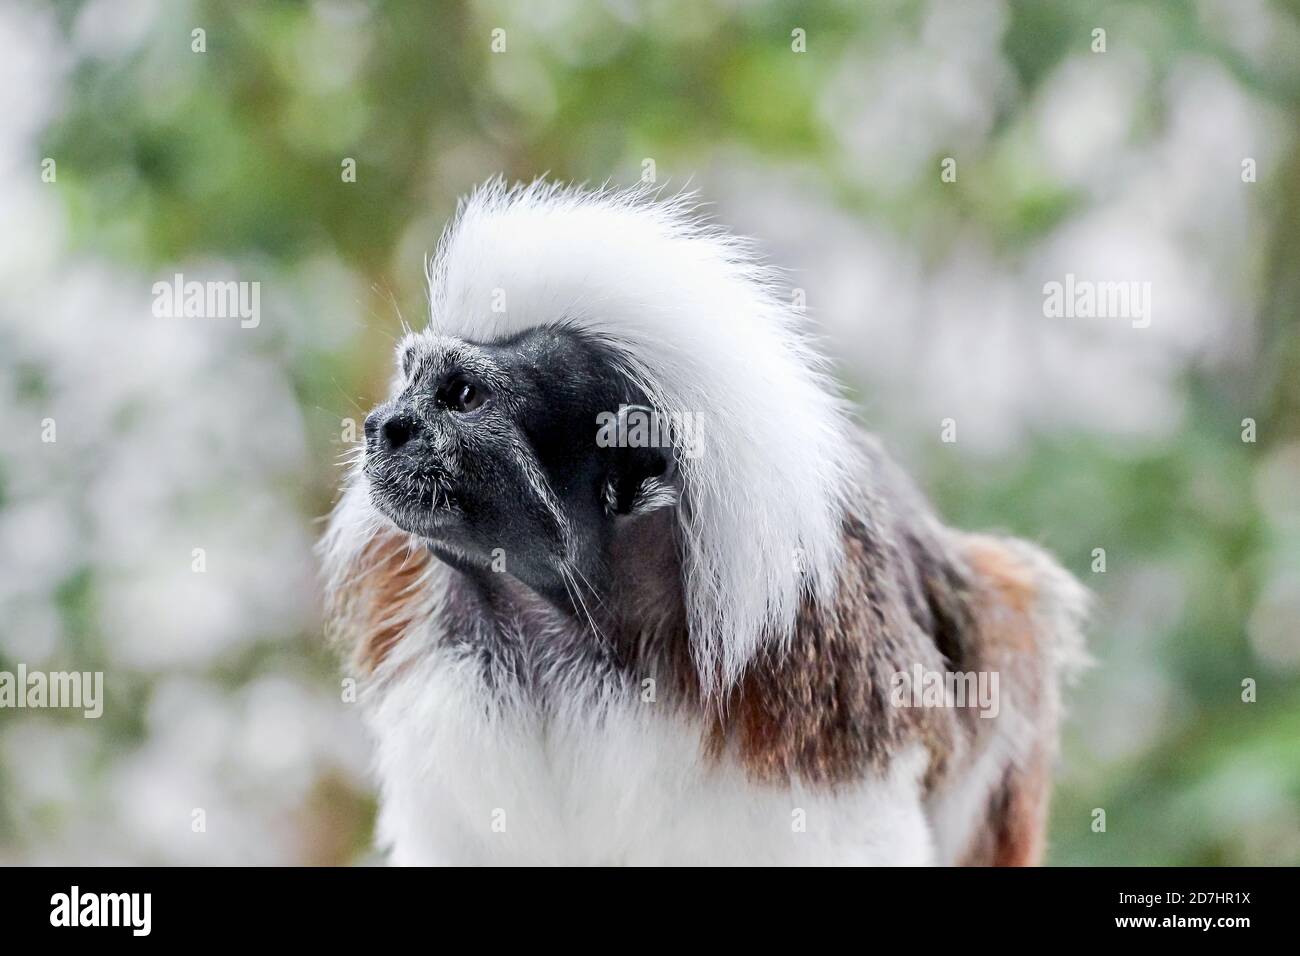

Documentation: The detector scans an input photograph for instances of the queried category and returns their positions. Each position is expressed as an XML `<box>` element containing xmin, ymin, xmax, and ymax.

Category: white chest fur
<box><xmin>364</xmin><ymin>648</ymin><xmax>935</xmax><ymax>866</ymax></box>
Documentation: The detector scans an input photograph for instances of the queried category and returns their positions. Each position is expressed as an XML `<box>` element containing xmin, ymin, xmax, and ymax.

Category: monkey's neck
<box><xmin>433</xmin><ymin>510</ymin><xmax>691</xmax><ymax>691</ymax></box>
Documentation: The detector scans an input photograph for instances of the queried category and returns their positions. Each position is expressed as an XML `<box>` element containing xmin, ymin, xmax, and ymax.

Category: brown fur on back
<box><xmin>951</xmin><ymin>535</ymin><xmax>1085</xmax><ymax>865</ymax></box>
<box><xmin>711</xmin><ymin>511</ymin><xmax>957</xmax><ymax>788</ymax></box>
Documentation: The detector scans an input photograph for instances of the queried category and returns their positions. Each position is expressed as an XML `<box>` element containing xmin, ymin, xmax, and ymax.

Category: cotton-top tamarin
<box><xmin>320</xmin><ymin>180</ymin><xmax>1088</xmax><ymax>866</ymax></box>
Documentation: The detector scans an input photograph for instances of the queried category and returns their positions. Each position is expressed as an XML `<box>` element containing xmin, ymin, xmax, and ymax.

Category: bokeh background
<box><xmin>2</xmin><ymin>0</ymin><xmax>1298</xmax><ymax>865</ymax></box>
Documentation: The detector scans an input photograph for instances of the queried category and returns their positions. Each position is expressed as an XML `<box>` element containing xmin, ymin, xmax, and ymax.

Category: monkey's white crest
<box><xmin>422</xmin><ymin>178</ymin><xmax>856</xmax><ymax>688</ymax></box>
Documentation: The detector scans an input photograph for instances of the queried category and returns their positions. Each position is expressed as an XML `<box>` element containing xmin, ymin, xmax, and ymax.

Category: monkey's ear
<box><xmin>605</xmin><ymin>440</ymin><xmax>678</xmax><ymax>517</ymax></box>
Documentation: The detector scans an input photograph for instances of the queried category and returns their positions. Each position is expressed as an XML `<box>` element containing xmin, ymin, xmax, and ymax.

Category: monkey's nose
<box><xmin>367</xmin><ymin>409</ymin><xmax>421</xmax><ymax>451</ymax></box>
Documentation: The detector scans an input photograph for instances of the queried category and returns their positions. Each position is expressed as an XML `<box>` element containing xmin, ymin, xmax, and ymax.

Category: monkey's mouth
<box><xmin>363</xmin><ymin>457</ymin><xmax>461</xmax><ymax>537</ymax></box>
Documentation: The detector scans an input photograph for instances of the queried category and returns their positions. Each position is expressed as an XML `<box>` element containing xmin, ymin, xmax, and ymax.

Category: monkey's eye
<box><xmin>436</xmin><ymin>376</ymin><xmax>486</xmax><ymax>413</ymax></box>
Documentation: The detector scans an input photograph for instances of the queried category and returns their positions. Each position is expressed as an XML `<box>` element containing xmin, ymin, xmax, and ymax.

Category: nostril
<box><xmin>381</xmin><ymin>413</ymin><xmax>417</xmax><ymax>450</ymax></box>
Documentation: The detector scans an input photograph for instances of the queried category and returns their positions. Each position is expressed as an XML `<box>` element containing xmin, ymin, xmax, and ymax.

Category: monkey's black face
<box><xmin>363</xmin><ymin>324</ymin><xmax>675</xmax><ymax>606</ymax></box>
